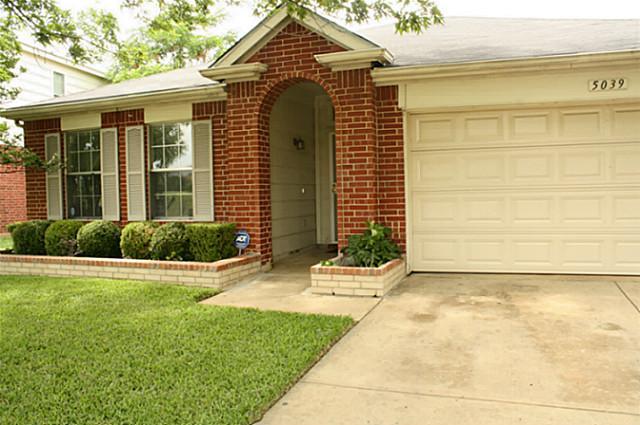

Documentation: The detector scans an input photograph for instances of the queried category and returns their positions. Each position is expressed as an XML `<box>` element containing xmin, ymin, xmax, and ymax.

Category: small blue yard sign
<box><xmin>234</xmin><ymin>230</ymin><xmax>250</xmax><ymax>254</ymax></box>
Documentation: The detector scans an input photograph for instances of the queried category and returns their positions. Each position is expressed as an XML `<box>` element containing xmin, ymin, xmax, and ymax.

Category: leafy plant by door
<box><xmin>342</xmin><ymin>221</ymin><xmax>401</xmax><ymax>268</ymax></box>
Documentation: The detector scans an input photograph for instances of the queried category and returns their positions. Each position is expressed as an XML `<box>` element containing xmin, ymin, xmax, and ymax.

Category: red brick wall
<box><xmin>20</xmin><ymin>23</ymin><xmax>408</xmax><ymax>264</ymax></box>
<box><xmin>375</xmin><ymin>85</ymin><xmax>406</xmax><ymax>249</ymax></box>
<box><xmin>102</xmin><ymin>109</ymin><xmax>145</xmax><ymax>224</ymax></box>
<box><xmin>0</xmin><ymin>165</ymin><xmax>27</xmax><ymax>232</ymax></box>
<box><xmin>225</xmin><ymin>22</ymin><xmax>385</xmax><ymax>263</ymax></box>
<box><xmin>23</xmin><ymin>118</ymin><xmax>61</xmax><ymax>220</ymax></box>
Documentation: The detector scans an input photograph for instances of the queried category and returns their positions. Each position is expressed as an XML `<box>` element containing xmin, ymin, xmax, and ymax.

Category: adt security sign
<box><xmin>234</xmin><ymin>230</ymin><xmax>250</xmax><ymax>254</ymax></box>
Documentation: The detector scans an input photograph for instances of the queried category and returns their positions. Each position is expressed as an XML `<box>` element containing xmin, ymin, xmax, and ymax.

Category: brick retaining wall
<box><xmin>310</xmin><ymin>257</ymin><xmax>406</xmax><ymax>297</ymax></box>
<box><xmin>0</xmin><ymin>253</ymin><xmax>261</xmax><ymax>289</ymax></box>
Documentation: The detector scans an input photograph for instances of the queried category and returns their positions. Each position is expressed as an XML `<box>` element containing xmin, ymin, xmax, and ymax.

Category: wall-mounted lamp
<box><xmin>292</xmin><ymin>137</ymin><xmax>305</xmax><ymax>150</ymax></box>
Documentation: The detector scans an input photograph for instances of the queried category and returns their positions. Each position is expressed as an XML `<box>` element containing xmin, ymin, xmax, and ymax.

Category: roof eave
<box><xmin>372</xmin><ymin>50</ymin><xmax>640</xmax><ymax>85</ymax></box>
<box><xmin>1</xmin><ymin>84</ymin><xmax>227</xmax><ymax>121</ymax></box>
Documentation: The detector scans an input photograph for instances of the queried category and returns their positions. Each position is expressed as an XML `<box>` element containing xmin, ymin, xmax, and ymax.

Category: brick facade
<box><xmin>19</xmin><ymin>21</ymin><xmax>407</xmax><ymax>265</ymax></box>
<box><xmin>0</xmin><ymin>165</ymin><xmax>27</xmax><ymax>232</ymax></box>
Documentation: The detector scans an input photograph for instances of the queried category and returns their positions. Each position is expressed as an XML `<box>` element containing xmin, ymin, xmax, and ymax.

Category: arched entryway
<box><xmin>267</xmin><ymin>81</ymin><xmax>337</xmax><ymax>263</ymax></box>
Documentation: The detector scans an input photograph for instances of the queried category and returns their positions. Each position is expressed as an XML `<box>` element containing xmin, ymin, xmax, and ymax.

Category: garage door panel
<box><xmin>413</xmin><ymin>233</ymin><xmax>639</xmax><ymax>274</ymax></box>
<box><xmin>559</xmin><ymin>109</ymin><xmax>603</xmax><ymax>138</ymax></box>
<box><xmin>611</xmin><ymin>147</ymin><xmax>640</xmax><ymax>180</ymax></box>
<box><xmin>408</xmin><ymin>103</ymin><xmax>640</xmax><ymax>275</ymax></box>
<box><xmin>413</xmin><ymin>190</ymin><xmax>638</xmax><ymax>231</ymax></box>
<box><xmin>612</xmin><ymin>107</ymin><xmax>640</xmax><ymax>137</ymax></box>
<box><xmin>509</xmin><ymin>112</ymin><xmax>553</xmax><ymax>140</ymax></box>
<box><xmin>412</xmin><ymin>144</ymin><xmax>638</xmax><ymax>190</ymax></box>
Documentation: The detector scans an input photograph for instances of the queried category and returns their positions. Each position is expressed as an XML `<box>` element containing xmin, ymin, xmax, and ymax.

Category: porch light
<box><xmin>292</xmin><ymin>137</ymin><xmax>305</xmax><ymax>150</ymax></box>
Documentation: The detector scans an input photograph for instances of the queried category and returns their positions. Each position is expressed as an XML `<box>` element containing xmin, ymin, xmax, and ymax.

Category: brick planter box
<box><xmin>0</xmin><ymin>253</ymin><xmax>261</xmax><ymax>290</ymax></box>
<box><xmin>310</xmin><ymin>256</ymin><xmax>406</xmax><ymax>297</ymax></box>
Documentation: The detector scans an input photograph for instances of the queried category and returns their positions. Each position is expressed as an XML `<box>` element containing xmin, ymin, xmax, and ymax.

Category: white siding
<box><xmin>270</xmin><ymin>85</ymin><xmax>318</xmax><ymax>261</ymax></box>
<box><xmin>1</xmin><ymin>47</ymin><xmax>108</xmax><ymax>138</ymax></box>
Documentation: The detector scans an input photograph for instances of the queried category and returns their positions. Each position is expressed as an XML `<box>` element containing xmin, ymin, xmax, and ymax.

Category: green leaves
<box><xmin>254</xmin><ymin>0</ymin><xmax>444</xmax><ymax>34</ymax></box>
<box><xmin>343</xmin><ymin>220</ymin><xmax>401</xmax><ymax>268</ymax></box>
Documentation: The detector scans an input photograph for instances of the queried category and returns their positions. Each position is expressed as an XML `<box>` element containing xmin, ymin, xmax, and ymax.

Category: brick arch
<box><xmin>255</xmin><ymin>76</ymin><xmax>339</xmax><ymax>264</ymax></box>
<box><xmin>223</xmin><ymin>21</ymin><xmax>380</xmax><ymax>265</ymax></box>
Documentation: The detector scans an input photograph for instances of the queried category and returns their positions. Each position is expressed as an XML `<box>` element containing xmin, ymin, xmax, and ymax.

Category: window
<box><xmin>65</xmin><ymin>130</ymin><xmax>102</xmax><ymax>219</ymax></box>
<box><xmin>53</xmin><ymin>72</ymin><xmax>65</xmax><ymax>97</ymax></box>
<box><xmin>149</xmin><ymin>122</ymin><xmax>193</xmax><ymax>219</ymax></box>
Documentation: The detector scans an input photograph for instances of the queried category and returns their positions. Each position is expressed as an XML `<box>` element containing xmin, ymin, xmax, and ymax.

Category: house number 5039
<box><xmin>588</xmin><ymin>78</ymin><xmax>628</xmax><ymax>92</ymax></box>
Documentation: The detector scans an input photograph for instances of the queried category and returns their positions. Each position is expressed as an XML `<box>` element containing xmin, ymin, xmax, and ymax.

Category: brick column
<box><xmin>334</xmin><ymin>69</ymin><xmax>379</xmax><ymax>248</ymax></box>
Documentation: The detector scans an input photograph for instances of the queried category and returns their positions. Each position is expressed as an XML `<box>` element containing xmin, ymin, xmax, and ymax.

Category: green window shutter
<box><xmin>191</xmin><ymin>120</ymin><xmax>214</xmax><ymax>221</ymax></box>
<box><xmin>44</xmin><ymin>133</ymin><xmax>63</xmax><ymax>220</ymax></box>
<box><xmin>100</xmin><ymin>128</ymin><xmax>120</xmax><ymax>221</ymax></box>
<box><xmin>125</xmin><ymin>126</ymin><xmax>146</xmax><ymax>221</ymax></box>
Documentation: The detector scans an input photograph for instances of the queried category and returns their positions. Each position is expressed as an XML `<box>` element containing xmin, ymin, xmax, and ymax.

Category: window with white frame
<box><xmin>65</xmin><ymin>129</ymin><xmax>102</xmax><ymax>219</ymax></box>
<box><xmin>149</xmin><ymin>122</ymin><xmax>194</xmax><ymax>219</ymax></box>
<box><xmin>53</xmin><ymin>71</ymin><xmax>65</xmax><ymax>97</ymax></box>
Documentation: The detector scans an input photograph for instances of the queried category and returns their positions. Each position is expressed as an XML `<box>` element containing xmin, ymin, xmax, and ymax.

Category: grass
<box><xmin>0</xmin><ymin>234</ymin><xmax>12</xmax><ymax>251</ymax></box>
<box><xmin>0</xmin><ymin>275</ymin><xmax>353</xmax><ymax>424</ymax></box>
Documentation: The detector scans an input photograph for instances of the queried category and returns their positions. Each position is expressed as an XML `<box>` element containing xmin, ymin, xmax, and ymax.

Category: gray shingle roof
<box><xmin>359</xmin><ymin>17</ymin><xmax>640</xmax><ymax>66</ymax></box>
<box><xmin>3</xmin><ymin>17</ymin><xmax>638</xmax><ymax>113</ymax></box>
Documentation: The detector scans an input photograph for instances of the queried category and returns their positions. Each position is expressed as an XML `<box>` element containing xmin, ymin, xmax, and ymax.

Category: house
<box><xmin>0</xmin><ymin>42</ymin><xmax>108</xmax><ymax>232</ymax></box>
<box><xmin>1</xmin><ymin>9</ymin><xmax>639</xmax><ymax>275</ymax></box>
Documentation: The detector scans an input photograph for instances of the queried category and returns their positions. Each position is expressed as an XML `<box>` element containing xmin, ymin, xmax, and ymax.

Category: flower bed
<box><xmin>0</xmin><ymin>253</ymin><xmax>260</xmax><ymax>290</ymax></box>
<box><xmin>310</xmin><ymin>255</ymin><xmax>406</xmax><ymax>297</ymax></box>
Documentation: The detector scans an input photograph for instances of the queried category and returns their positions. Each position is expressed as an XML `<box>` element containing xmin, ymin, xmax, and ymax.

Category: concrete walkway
<box><xmin>258</xmin><ymin>273</ymin><xmax>640</xmax><ymax>425</ymax></box>
<box><xmin>201</xmin><ymin>248</ymin><xmax>380</xmax><ymax>320</ymax></box>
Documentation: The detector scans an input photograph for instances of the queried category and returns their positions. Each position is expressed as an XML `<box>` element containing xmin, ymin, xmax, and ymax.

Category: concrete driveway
<box><xmin>258</xmin><ymin>274</ymin><xmax>640</xmax><ymax>425</ymax></box>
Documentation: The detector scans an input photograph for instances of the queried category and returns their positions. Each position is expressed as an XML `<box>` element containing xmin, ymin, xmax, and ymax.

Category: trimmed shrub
<box><xmin>7</xmin><ymin>220</ymin><xmax>51</xmax><ymax>255</ymax></box>
<box><xmin>186</xmin><ymin>223</ymin><xmax>237</xmax><ymax>262</ymax></box>
<box><xmin>120</xmin><ymin>222</ymin><xmax>158</xmax><ymax>259</ymax></box>
<box><xmin>44</xmin><ymin>220</ymin><xmax>85</xmax><ymax>256</ymax></box>
<box><xmin>77</xmin><ymin>220</ymin><xmax>121</xmax><ymax>258</ymax></box>
<box><xmin>150</xmin><ymin>223</ymin><xmax>190</xmax><ymax>261</ymax></box>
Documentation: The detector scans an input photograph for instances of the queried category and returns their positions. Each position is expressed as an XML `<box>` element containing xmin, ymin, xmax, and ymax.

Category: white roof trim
<box><xmin>371</xmin><ymin>50</ymin><xmax>640</xmax><ymax>85</ymax></box>
<box><xmin>1</xmin><ymin>85</ymin><xmax>227</xmax><ymax>121</ymax></box>
<box><xmin>200</xmin><ymin>62</ymin><xmax>268</xmax><ymax>83</ymax></box>
<box><xmin>212</xmin><ymin>7</ymin><xmax>378</xmax><ymax>68</ymax></box>
<box><xmin>315</xmin><ymin>48</ymin><xmax>393</xmax><ymax>71</ymax></box>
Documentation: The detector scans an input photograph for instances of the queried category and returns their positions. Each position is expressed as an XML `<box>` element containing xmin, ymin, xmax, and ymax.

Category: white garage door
<box><xmin>408</xmin><ymin>103</ymin><xmax>640</xmax><ymax>275</ymax></box>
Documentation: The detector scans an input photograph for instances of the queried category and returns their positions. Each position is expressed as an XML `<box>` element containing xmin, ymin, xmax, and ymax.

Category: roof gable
<box><xmin>211</xmin><ymin>7</ymin><xmax>379</xmax><ymax>68</ymax></box>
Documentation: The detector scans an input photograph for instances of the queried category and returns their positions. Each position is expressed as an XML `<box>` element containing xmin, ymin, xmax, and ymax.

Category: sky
<box><xmin>51</xmin><ymin>0</ymin><xmax>640</xmax><ymax>71</ymax></box>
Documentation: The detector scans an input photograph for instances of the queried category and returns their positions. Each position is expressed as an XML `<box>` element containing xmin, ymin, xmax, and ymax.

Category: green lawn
<box><xmin>0</xmin><ymin>234</ymin><xmax>12</xmax><ymax>251</ymax></box>
<box><xmin>0</xmin><ymin>276</ymin><xmax>353</xmax><ymax>424</ymax></box>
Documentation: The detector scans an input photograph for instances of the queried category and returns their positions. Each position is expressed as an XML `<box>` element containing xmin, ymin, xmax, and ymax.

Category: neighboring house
<box><xmin>2</xmin><ymin>9</ymin><xmax>639</xmax><ymax>275</ymax></box>
<box><xmin>0</xmin><ymin>43</ymin><xmax>108</xmax><ymax>232</ymax></box>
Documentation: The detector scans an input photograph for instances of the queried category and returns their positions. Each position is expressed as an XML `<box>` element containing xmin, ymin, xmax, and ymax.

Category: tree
<box><xmin>0</xmin><ymin>0</ymin><xmax>442</xmax><ymax>169</ymax></box>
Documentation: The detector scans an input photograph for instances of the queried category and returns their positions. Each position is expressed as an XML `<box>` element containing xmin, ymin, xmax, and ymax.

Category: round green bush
<box><xmin>150</xmin><ymin>222</ymin><xmax>190</xmax><ymax>261</ymax></box>
<box><xmin>77</xmin><ymin>220</ymin><xmax>121</xmax><ymax>258</ymax></box>
<box><xmin>120</xmin><ymin>222</ymin><xmax>158</xmax><ymax>259</ymax></box>
<box><xmin>7</xmin><ymin>220</ymin><xmax>51</xmax><ymax>255</ymax></box>
<box><xmin>44</xmin><ymin>220</ymin><xmax>85</xmax><ymax>256</ymax></box>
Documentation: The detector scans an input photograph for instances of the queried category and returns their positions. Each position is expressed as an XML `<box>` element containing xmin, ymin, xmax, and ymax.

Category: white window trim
<box><xmin>44</xmin><ymin>132</ymin><xmax>63</xmax><ymax>220</ymax></box>
<box><xmin>125</xmin><ymin>125</ymin><xmax>147</xmax><ymax>221</ymax></box>
<box><xmin>191</xmin><ymin>119</ymin><xmax>214</xmax><ymax>222</ymax></box>
<box><xmin>52</xmin><ymin>71</ymin><xmax>65</xmax><ymax>98</ymax></box>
